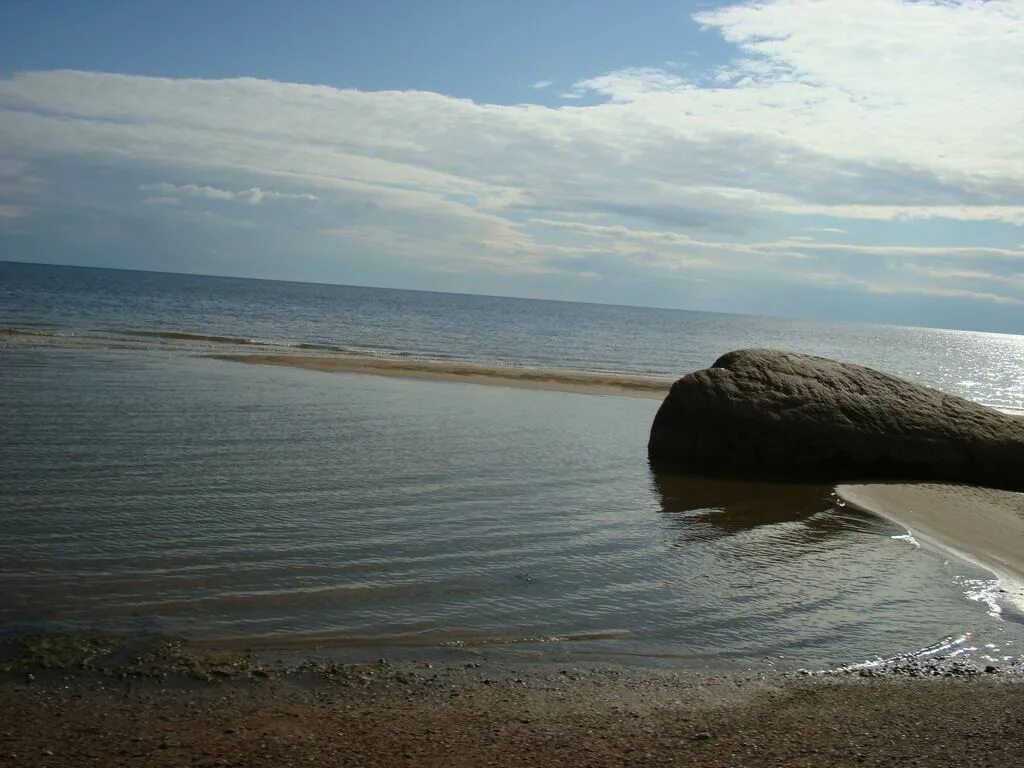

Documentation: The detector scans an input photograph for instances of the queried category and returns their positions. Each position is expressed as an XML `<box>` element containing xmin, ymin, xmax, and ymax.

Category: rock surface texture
<box><xmin>648</xmin><ymin>349</ymin><xmax>1024</xmax><ymax>491</ymax></box>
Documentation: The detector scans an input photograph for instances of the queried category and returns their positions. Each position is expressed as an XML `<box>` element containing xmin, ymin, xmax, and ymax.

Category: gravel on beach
<box><xmin>4</xmin><ymin>658</ymin><xmax>1024</xmax><ymax>768</ymax></box>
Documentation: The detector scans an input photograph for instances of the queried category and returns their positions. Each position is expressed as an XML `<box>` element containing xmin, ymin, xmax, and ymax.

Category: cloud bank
<box><xmin>0</xmin><ymin>0</ymin><xmax>1022</xmax><ymax>330</ymax></box>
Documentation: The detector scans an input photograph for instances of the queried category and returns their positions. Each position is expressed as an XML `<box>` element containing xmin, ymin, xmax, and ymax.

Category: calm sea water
<box><xmin>2</xmin><ymin>260</ymin><xmax>1023</xmax><ymax>669</ymax></box>
<box><xmin>3</xmin><ymin>261</ymin><xmax>1022</xmax><ymax>411</ymax></box>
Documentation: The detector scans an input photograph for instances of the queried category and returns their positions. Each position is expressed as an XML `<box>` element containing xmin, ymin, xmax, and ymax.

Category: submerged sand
<box><xmin>838</xmin><ymin>483</ymin><xmax>1024</xmax><ymax>600</ymax></box>
<box><xmin>210</xmin><ymin>353</ymin><xmax>673</xmax><ymax>398</ymax></box>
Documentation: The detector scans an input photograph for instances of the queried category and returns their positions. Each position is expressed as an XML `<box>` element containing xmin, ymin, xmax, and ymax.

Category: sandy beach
<box><xmin>837</xmin><ymin>483</ymin><xmax>1024</xmax><ymax>604</ymax></box>
<box><xmin>210</xmin><ymin>353</ymin><xmax>673</xmax><ymax>398</ymax></box>
<box><xmin>4</xmin><ymin>654</ymin><xmax>1024</xmax><ymax>768</ymax></box>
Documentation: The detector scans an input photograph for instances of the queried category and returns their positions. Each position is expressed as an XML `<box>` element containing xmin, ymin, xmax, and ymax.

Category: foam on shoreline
<box><xmin>837</xmin><ymin>482</ymin><xmax>1024</xmax><ymax>609</ymax></box>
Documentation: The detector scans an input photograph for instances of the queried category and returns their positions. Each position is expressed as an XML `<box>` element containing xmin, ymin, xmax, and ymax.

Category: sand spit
<box><xmin>210</xmin><ymin>353</ymin><xmax>673</xmax><ymax>398</ymax></box>
<box><xmin>2</xmin><ymin>326</ymin><xmax>673</xmax><ymax>397</ymax></box>
<box><xmin>838</xmin><ymin>483</ymin><xmax>1024</xmax><ymax>600</ymax></box>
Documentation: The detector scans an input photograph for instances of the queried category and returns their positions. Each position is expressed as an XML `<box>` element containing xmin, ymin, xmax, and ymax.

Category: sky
<box><xmin>1</xmin><ymin>0</ymin><xmax>1023</xmax><ymax>333</ymax></box>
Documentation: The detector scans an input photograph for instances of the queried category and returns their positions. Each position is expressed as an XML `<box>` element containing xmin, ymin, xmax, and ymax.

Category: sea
<box><xmin>2</xmin><ymin>259</ymin><xmax>1024</xmax><ymax>671</ymax></box>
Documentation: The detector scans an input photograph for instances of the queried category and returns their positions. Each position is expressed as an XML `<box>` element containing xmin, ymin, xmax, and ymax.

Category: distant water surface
<box><xmin>2</xmin><ymin>261</ymin><xmax>1023</xmax><ymax>669</ymax></box>
<box><xmin>2</xmin><ymin>261</ymin><xmax>1021</xmax><ymax>411</ymax></box>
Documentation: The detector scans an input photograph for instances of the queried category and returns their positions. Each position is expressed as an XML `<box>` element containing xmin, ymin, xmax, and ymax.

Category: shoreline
<box><xmin>837</xmin><ymin>482</ymin><xmax>1024</xmax><ymax>609</ymax></box>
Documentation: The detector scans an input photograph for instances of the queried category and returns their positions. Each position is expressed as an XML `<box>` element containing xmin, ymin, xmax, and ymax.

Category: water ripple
<box><xmin>2</xmin><ymin>347</ymin><xmax>1022</xmax><ymax>668</ymax></box>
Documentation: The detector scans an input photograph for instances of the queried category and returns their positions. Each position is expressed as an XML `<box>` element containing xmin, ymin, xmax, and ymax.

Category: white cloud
<box><xmin>906</xmin><ymin>265</ymin><xmax>1003</xmax><ymax>282</ymax></box>
<box><xmin>803</xmin><ymin>272</ymin><xmax>1024</xmax><ymax>307</ymax></box>
<box><xmin>766</xmin><ymin>240</ymin><xmax>1024</xmax><ymax>262</ymax></box>
<box><xmin>690</xmin><ymin>0</ymin><xmax>1024</xmax><ymax>178</ymax></box>
<box><xmin>139</xmin><ymin>182</ymin><xmax>317</xmax><ymax>205</ymax></box>
<box><xmin>531</xmin><ymin>218</ymin><xmax>1024</xmax><ymax>264</ymax></box>
<box><xmin>531</xmin><ymin>79</ymin><xmax>554</xmax><ymax>89</ymax></box>
<box><xmin>568</xmin><ymin>67</ymin><xmax>690</xmax><ymax>100</ymax></box>
<box><xmin>766</xmin><ymin>203</ymin><xmax>1024</xmax><ymax>226</ymax></box>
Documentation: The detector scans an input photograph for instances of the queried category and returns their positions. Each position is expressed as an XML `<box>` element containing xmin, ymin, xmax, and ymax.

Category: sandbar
<box><xmin>210</xmin><ymin>353</ymin><xmax>673</xmax><ymax>398</ymax></box>
<box><xmin>837</xmin><ymin>482</ymin><xmax>1024</xmax><ymax>599</ymax></box>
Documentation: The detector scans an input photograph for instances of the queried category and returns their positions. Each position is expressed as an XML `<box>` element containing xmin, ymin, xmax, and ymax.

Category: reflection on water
<box><xmin>654</xmin><ymin>473</ymin><xmax>834</xmax><ymax>534</ymax></box>
<box><xmin>1</xmin><ymin>348</ymin><xmax>1022</xmax><ymax>669</ymax></box>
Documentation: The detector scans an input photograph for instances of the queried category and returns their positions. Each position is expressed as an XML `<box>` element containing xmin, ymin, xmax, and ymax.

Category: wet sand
<box><xmin>837</xmin><ymin>483</ymin><xmax>1024</xmax><ymax>600</ymax></box>
<box><xmin>210</xmin><ymin>353</ymin><xmax>673</xmax><ymax>398</ymax></box>
<box><xmin>4</xmin><ymin>666</ymin><xmax>1024</xmax><ymax>767</ymax></box>
<box><xmin>5</xmin><ymin>636</ymin><xmax>1022</xmax><ymax>767</ymax></box>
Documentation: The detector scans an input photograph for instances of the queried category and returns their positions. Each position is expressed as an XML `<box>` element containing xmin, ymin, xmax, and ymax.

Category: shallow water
<box><xmin>2</xmin><ymin>348</ymin><xmax>1022</xmax><ymax>669</ymax></box>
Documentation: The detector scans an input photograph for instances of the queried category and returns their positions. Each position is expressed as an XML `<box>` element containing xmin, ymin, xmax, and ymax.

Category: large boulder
<box><xmin>648</xmin><ymin>349</ymin><xmax>1024</xmax><ymax>491</ymax></box>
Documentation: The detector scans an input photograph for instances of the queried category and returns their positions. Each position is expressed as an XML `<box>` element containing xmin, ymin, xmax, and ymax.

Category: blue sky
<box><xmin>1</xmin><ymin>0</ymin><xmax>1023</xmax><ymax>332</ymax></box>
<box><xmin>0</xmin><ymin>1</ymin><xmax>733</xmax><ymax>102</ymax></box>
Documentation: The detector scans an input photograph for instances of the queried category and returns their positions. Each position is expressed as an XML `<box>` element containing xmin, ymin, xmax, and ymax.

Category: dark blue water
<box><xmin>2</xmin><ymin>261</ymin><xmax>1023</xmax><ymax>670</ymax></box>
